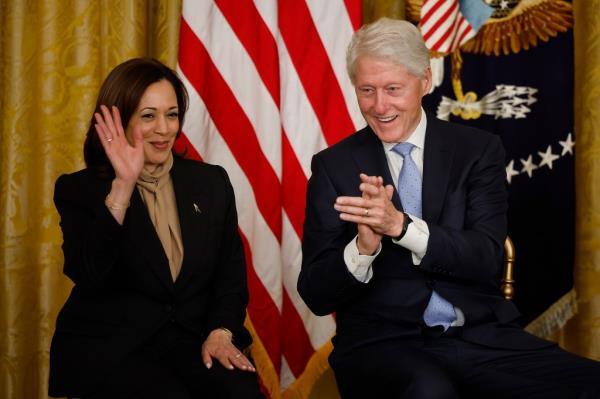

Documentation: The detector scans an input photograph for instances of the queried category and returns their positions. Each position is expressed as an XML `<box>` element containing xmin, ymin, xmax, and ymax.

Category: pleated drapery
<box><xmin>0</xmin><ymin>1</ymin><xmax>180</xmax><ymax>397</ymax></box>
<box><xmin>1</xmin><ymin>1</ymin><xmax>599</xmax><ymax>398</ymax></box>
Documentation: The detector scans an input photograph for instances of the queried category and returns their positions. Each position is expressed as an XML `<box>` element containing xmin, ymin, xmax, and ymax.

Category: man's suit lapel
<box><xmin>422</xmin><ymin>117</ymin><xmax>455</xmax><ymax>222</ymax></box>
<box><xmin>126</xmin><ymin>190</ymin><xmax>175</xmax><ymax>292</ymax></box>
<box><xmin>351</xmin><ymin>126</ymin><xmax>403</xmax><ymax>210</ymax></box>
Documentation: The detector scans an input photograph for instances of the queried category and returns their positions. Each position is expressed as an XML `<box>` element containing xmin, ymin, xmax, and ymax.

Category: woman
<box><xmin>49</xmin><ymin>58</ymin><xmax>263</xmax><ymax>399</ymax></box>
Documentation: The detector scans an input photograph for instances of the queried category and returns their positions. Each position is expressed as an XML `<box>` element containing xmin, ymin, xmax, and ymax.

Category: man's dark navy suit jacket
<box><xmin>298</xmin><ymin>115</ymin><xmax>552</xmax><ymax>365</ymax></box>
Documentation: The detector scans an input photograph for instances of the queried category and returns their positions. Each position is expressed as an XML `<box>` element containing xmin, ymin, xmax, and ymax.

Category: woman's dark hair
<box><xmin>83</xmin><ymin>57</ymin><xmax>189</xmax><ymax>177</ymax></box>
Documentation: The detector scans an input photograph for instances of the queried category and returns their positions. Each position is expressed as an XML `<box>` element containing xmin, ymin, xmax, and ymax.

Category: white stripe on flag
<box><xmin>306</xmin><ymin>0</ymin><xmax>364</xmax><ymax>131</ymax></box>
<box><xmin>278</xmin><ymin>41</ymin><xmax>328</xmax><ymax>177</ymax></box>
<box><xmin>183</xmin><ymin>1</ymin><xmax>282</xmax><ymax>179</ymax></box>
<box><xmin>282</xmin><ymin>213</ymin><xmax>336</xmax><ymax>349</ymax></box>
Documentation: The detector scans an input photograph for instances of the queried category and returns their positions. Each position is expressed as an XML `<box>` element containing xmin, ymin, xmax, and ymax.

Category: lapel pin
<box><xmin>193</xmin><ymin>203</ymin><xmax>201</xmax><ymax>214</ymax></box>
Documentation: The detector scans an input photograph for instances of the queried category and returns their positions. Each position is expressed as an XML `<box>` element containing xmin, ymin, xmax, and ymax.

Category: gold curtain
<box><xmin>2</xmin><ymin>1</ymin><xmax>600</xmax><ymax>398</ymax></box>
<box><xmin>557</xmin><ymin>0</ymin><xmax>600</xmax><ymax>360</ymax></box>
<box><xmin>0</xmin><ymin>1</ymin><xmax>181</xmax><ymax>397</ymax></box>
<box><xmin>362</xmin><ymin>0</ymin><xmax>405</xmax><ymax>22</ymax></box>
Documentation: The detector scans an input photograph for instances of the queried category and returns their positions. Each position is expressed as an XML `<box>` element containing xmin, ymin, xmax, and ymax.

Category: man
<box><xmin>298</xmin><ymin>18</ymin><xmax>600</xmax><ymax>399</ymax></box>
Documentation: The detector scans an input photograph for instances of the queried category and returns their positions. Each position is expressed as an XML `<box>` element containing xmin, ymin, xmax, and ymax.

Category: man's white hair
<box><xmin>346</xmin><ymin>18</ymin><xmax>430</xmax><ymax>84</ymax></box>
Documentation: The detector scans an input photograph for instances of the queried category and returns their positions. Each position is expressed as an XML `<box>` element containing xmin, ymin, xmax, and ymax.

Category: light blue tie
<box><xmin>393</xmin><ymin>142</ymin><xmax>456</xmax><ymax>331</ymax></box>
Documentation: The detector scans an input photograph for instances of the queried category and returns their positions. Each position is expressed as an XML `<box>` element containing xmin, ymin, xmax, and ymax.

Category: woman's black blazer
<box><xmin>48</xmin><ymin>156</ymin><xmax>251</xmax><ymax>397</ymax></box>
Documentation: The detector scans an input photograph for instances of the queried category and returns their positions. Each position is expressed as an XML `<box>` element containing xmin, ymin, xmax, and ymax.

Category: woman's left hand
<box><xmin>202</xmin><ymin>329</ymin><xmax>256</xmax><ymax>372</ymax></box>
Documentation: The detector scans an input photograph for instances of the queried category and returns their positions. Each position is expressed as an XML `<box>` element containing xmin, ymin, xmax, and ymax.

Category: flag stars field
<box><xmin>520</xmin><ymin>155</ymin><xmax>538</xmax><ymax>178</ymax></box>
<box><xmin>538</xmin><ymin>145</ymin><xmax>560</xmax><ymax>170</ymax></box>
<box><xmin>505</xmin><ymin>160</ymin><xmax>520</xmax><ymax>184</ymax></box>
<box><xmin>559</xmin><ymin>132</ymin><xmax>575</xmax><ymax>155</ymax></box>
<box><xmin>505</xmin><ymin>132</ymin><xmax>574</xmax><ymax>183</ymax></box>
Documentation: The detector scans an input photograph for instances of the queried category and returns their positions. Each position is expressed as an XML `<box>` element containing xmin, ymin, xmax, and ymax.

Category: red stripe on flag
<box><xmin>431</xmin><ymin>3</ymin><xmax>460</xmax><ymax>52</ymax></box>
<box><xmin>216</xmin><ymin>0</ymin><xmax>306</xmax><ymax>238</ymax></box>
<box><xmin>448</xmin><ymin>15</ymin><xmax>466</xmax><ymax>50</ymax></box>
<box><xmin>420</xmin><ymin>0</ymin><xmax>446</xmax><ymax>29</ymax></box>
<box><xmin>281</xmin><ymin>291</ymin><xmax>315</xmax><ymax>377</ymax></box>
<box><xmin>279</xmin><ymin>0</ymin><xmax>356</xmax><ymax>146</ymax></box>
<box><xmin>422</xmin><ymin>0</ymin><xmax>458</xmax><ymax>44</ymax></box>
<box><xmin>456</xmin><ymin>21</ymin><xmax>473</xmax><ymax>46</ymax></box>
<box><xmin>282</xmin><ymin>135</ymin><xmax>306</xmax><ymax>237</ymax></box>
<box><xmin>174</xmin><ymin>132</ymin><xmax>203</xmax><ymax>161</ymax></box>
<box><xmin>180</xmin><ymin>15</ymin><xmax>315</xmax><ymax>380</ymax></box>
<box><xmin>214</xmin><ymin>4</ymin><xmax>316</xmax><ymax>375</ymax></box>
<box><xmin>215</xmin><ymin>0</ymin><xmax>280</xmax><ymax>104</ymax></box>
<box><xmin>178</xmin><ymin>18</ymin><xmax>283</xmax><ymax>242</ymax></box>
<box><xmin>179</xmin><ymin>2</ymin><xmax>360</xmax><ymax>390</ymax></box>
<box><xmin>344</xmin><ymin>0</ymin><xmax>362</xmax><ymax>31</ymax></box>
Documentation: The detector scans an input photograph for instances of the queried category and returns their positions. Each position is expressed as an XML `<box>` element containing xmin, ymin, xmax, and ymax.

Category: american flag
<box><xmin>420</xmin><ymin>0</ymin><xmax>493</xmax><ymax>54</ymax></box>
<box><xmin>175</xmin><ymin>1</ymin><xmax>363</xmax><ymax>396</ymax></box>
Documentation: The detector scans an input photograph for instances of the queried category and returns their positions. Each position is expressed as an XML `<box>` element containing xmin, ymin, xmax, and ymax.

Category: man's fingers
<box><xmin>335</xmin><ymin>203</ymin><xmax>369</xmax><ymax>216</ymax></box>
<box><xmin>339</xmin><ymin>212</ymin><xmax>368</xmax><ymax>224</ymax></box>
<box><xmin>359</xmin><ymin>174</ymin><xmax>369</xmax><ymax>183</ymax></box>
<box><xmin>336</xmin><ymin>196</ymin><xmax>367</xmax><ymax>207</ymax></box>
<box><xmin>360</xmin><ymin>181</ymin><xmax>391</xmax><ymax>202</ymax></box>
<box><xmin>359</xmin><ymin>182</ymin><xmax>382</xmax><ymax>197</ymax></box>
<box><xmin>360</xmin><ymin>174</ymin><xmax>384</xmax><ymax>187</ymax></box>
<box><xmin>339</xmin><ymin>212</ymin><xmax>383</xmax><ymax>229</ymax></box>
<box><xmin>385</xmin><ymin>184</ymin><xmax>395</xmax><ymax>200</ymax></box>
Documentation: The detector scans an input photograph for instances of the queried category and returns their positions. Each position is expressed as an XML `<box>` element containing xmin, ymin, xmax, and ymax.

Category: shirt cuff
<box><xmin>451</xmin><ymin>307</ymin><xmax>465</xmax><ymax>327</ymax></box>
<box><xmin>392</xmin><ymin>214</ymin><xmax>429</xmax><ymax>265</ymax></box>
<box><xmin>343</xmin><ymin>235</ymin><xmax>381</xmax><ymax>283</ymax></box>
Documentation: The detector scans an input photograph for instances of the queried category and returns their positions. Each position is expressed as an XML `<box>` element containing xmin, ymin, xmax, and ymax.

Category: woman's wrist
<box><xmin>107</xmin><ymin>178</ymin><xmax>135</xmax><ymax>208</ymax></box>
<box><xmin>105</xmin><ymin>194</ymin><xmax>130</xmax><ymax>211</ymax></box>
<box><xmin>210</xmin><ymin>327</ymin><xmax>234</xmax><ymax>342</ymax></box>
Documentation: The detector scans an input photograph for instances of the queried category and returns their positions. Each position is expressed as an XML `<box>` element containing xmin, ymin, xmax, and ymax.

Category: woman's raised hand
<box><xmin>94</xmin><ymin>105</ymin><xmax>144</xmax><ymax>184</ymax></box>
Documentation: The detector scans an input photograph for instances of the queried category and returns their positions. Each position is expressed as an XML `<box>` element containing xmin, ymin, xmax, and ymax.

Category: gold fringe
<box><xmin>281</xmin><ymin>339</ymin><xmax>335</xmax><ymax>399</ymax></box>
<box><xmin>451</xmin><ymin>49</ymin><xmax>465</xmax><ymax>101</ymax></box>
<box><xmin>461</xmin><ymin>0</ymin><xmax>573</xmax><ymax>56</ymax></box>
<box><xmin>405</xmin><ymin>0</ymin><xmax>422</xmax><ymax>23</ymax></box>
<box><xmin>525</xmin><ymin>288</ymin><xmax>578</xmax><ymax>338</ymax></box>
<box><xmin>447</xmin><ymin>49</ymin><xmax>482</xmax><ymax>119</ymax></box>
<box><xmin>245</xmin><ymin>315</ymin><xmax>282</xmax><ymax>399</ymax></box>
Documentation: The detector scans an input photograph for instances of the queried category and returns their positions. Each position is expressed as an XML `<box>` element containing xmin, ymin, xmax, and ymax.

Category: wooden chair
<box><xmin>501</xmin><ymin>236</ymin><xmax>516</xmax><ymax>300</ymax></box>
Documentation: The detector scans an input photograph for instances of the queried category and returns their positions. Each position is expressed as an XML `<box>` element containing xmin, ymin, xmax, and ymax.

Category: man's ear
<box><xmin>422</xmin><ymin>66</ymin><xmax>433</xmax><ymax>94</ymax></box>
